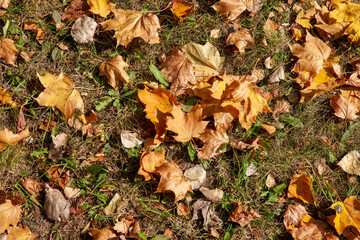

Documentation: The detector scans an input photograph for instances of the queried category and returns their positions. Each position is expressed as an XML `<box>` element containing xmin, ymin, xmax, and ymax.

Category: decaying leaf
<box><xmin>101</xmin><ymin>9</ymin><xmax>161</xmax><ymax>47</ymax></box>
<box><xmin>19</xmin><ymin>178</ymin><xmax>44</xmax><ymax>195</ymax></box>
<box><xmin>160</xmin><ymin>47</ymin><xmax>196</xmax><ymax>96</ymax></box>
<box><xmin>268</xmin><ymin>66</ymin><xmax>285</xmax><ymax>84</ymax></box>
<box><xmin>226</xmin><ymin>28</ymin><xmax>255</xmax><ymax>55</ymax></box>
<box><xmin>0</xmin><ymin>39</ymin><xmax>18</xmax><ymax>66</ymax></box>
<box><xmin>62</xmin><ymin>0</ymin><xmax>92</xmax><ymax>22</ymax></box>
<box><xmin>155</xmin><ymin>162</ymin><xmax>192</xmax><ymax>202</ymax></box>
<box><xmin>287</xmin><ymin>173</ymin><xmax>313</xmax><ymax>204</ymax></box>
<box><xmin>0</xmin><ymin>128</ymin><xmax>30</xmax><ymax>151</ymax></box>
<box><xmin>89</xmin><ymin>227</ymin><xmax>116</xmax><ymax>240</ymax></box>
<box><xmin>330</xmin><ymin>95</ymin><xmax>359</xmax><ymax>120</ymax></box>
<box><xmin>263</xmin><ymin>18</ymin><xmax>279</xmax><ymax>36</ymax></box>
<box><xmin>197</xmin><ymin>126</ymin><xmax>229</xmax><ymax>159</ymax></box>
<box><xmin>330</xmin><ymin>196</ymin><xmax>360</xmax><ymax>235</ymax></box>
<box><xmin>192</xmin><ymin>199</ymin><xmax>223</xmax><ymax>230</ymax></box>
<box><xmin>272</xmin><ymin>100</ymin><xmax>290</xmax><ymax>120</ymax></box>
<box><xmin>314</xmin><ymin>159</ymin><xmax>330</xmax><ymax>176</ymax></box>
<box><xmin>36</xmin><ymin>71</ymin><xmax>84</xmax><ymax>120</ymax></box>
<box><xmin>103</xmin><ymin>193</ymin><xmax>121</xmax><ymax>216</ymax></box>
<box><xmin>100</xmin><ymin>55</ymin><xmax>130</xmax><ymax>90</ymax></box>
<box><xmin>261</xmin><ymin>124</ymin><xmax>276</xmax><ymax>134</ymax></box>
<box><xmin>171</xmin><ymin>1</ymin><xmax>196</xmax><ymax>21</ymax></box>
<box><xmin>199</xmin><ymin>187</ymin><xmax>224</xmax><ymax>202</ymax></box>
<box><xmin>245</xmin><ymin>162</ymin><xmax>257</xmax><ymax>176</ymax></box>
<box><xmin>44</xmin><ymin>183</ymin><xmax>70</xmax><ymax>221</ymax></box>
<box><xmin>120</xmin><ymin>130</ymin><xmax>143</xmax><ymax>149</ymax></box>
<box><xmin>46</xmin><ymin>166</ymin><xmax>70</xmax><ymax>189</ymax></box>
<box><xmin>0</xmin><ymin>87</ymin><xmax>17</xmax><ymax>107</ymax></box>
<box><xmin>113</xmin><ymin>216</ymin><xmax>140</xmax><ymax>238</ymax></box>
<box><xmin>265</xmin><ymin>174</ymin><xmax>276</xmax><ymax>188</ymax></box>
<box><xmin>52</xmin><ymin>133</ymin><xmax>68</xmax><ymax>149</ymax></box>
<box><xmin>177</xmin><ymin>203</ymin><xmax>189</xmax><ymax>216</ymax></box>
<box><xmin>212</xmin><ymin>0</ymin><xmax>263</xmax><ymax>21</ymax></box>
<box><xmin>283</xmin><ymin>204</ymin><xmax>308</xmax><ymax>229</ymax></box>
<box><xmin>337</xmin><ymin>150</ymin><xmax>360</xmax><ymax>176</ymax></box>
<box><xmin>0</xmin><ymin>200</ymin><xmax>21</xmax><ymax>234</ymax></box>
<box><xmin>138</xmin><ymin>150</ymin><xmax>167</xmax><ymax>181</ymax></box>
<box><xmin>87</xmin><ymin>0</ymin><xmax>113</xmax><ymax>18</ymax></box>
<box><xmin>64</xmin><ymin>186</ymin><xmax>81</xmax><ymax>199</ymax></box>
<box><xmin>6</xmin><ymin>225</ymin><xmax>37</xmax><ymax>240</ymax></box>
<box><xmin>71</xmin><ymin>16</ymin><xmax>97</xmax><ymax>44</ymax></box>
<box><xmin>184</xmin><ymin>164</ymin><xmax>206</xmax><ymax>190</ymax></box>
<box><xmin>0</xmin><ymin>0</ymin><xmax>10</xmax><ymax>9</ymax></box>
<box><xmin>229</xmin><ymin>202</ymin><xmax>260</xmax><ymax>227</ymax></box>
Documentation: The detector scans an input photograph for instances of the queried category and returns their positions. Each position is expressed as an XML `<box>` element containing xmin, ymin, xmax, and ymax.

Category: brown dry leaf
<box><xmin>0</xmin><ymin>128</ymin><xmax>30</xmax><ymax>151</ymax></box>
<box><xmin>197</xmin><ymin>126</ymin><xmax>229</xmax><ymax>159</ymax></box>
<box><xmin>166</xmin><ymin>104</ymin><xmax>209</xmax><ymax>142</ymax></box>
<box><xmin>290</xmin><ymin>33</ymin><xmax>331</xmax><ymax>76</ymax></box>
<box><xmin>212</xmin><ymin>0</ymin><xmax>263</xmax><ymax>21</ymax></box>
<box><xmin>0</xmin><ymin>0</ymin><xmax>10</xmax><ymax>8</ymax></box>
<box><xmin>180</xmin><ymin>42</ymin><xmax>224</xmax><ymax>79</ymax></box>
<box><xmin>138</xmin><ymin>150</ymin><xmax>167</xmax><ymax>181</ymax></box>
<box><xmin>337</xmin><ymin>151</ymin><xmax>360</xmax><ymax>176</ymax></box>
<box><xmin>192</xmin><ymin>199</ymin><xmax>223</xmax><ymax>230</ymax></box>
<box><xmin>100</xmin><ymin>55</ymin><xmax>130</xmax><ymax>90</ymax></box>
<box><xmin>0</xmin><ymin>39</ymin><xmax>18</xmax><ymax>65</ymax></box>
<box><xmin>268</xmin><ymin>66</ymin><xmax>285</xmax><ymax>84</ymax></box>
<box><xmin>44</xmin><ymin>183</ymin><xmax>70</xmax><ymax>222</ymax></box>
<box><xmin>171</xmin><ymin>1</ymin><xmax>196</xmax><ymax>21</ymax></box>
<box><xmin>295</xmin><ymin>10</ymin><xmax>311</xmax><ymax>28</ymax></box>
<box><xmin>265</xmin><ymin>174</ymin><xmax>276</xmax><ymax>188</ymax></box>
<box><xmin>177</xmin><ymin>203</ymin><xmax>189</xmax><ymax>216</ymax></box>
<box><xmin>101</xmin><ymin>9</ymin><xmax>161</xmax><ymax>47</ymax></box>
<box><xmin>0</xmin><ymin>87</ymin><xmax>17</xmax><ymax>107</ymax></box>
<box><xmin>46</xmin><ymin>166</ymin><xmax>70</xmax><ymax>189</ymax></box>
<box><xmin>272</xmin><ymin>100</ymin><xmax>290</xmax><ymax>121</ymax></box>
<box><xmin>330</xmin><ymin>196</ymin><xmax>360</xmax><ymax>235</ymax></box>
<box><xmin>231</xmin><ymin>137</ymin><xmax>260</xmax><ymax>151</ymax></box>
<box><xmin>261</xmin><ymin>124</ymin><xmax>276</xmax><ymax>134</ymax></box>
<box><xmin>89</xmin><ymin>227</ymin><xmax>116</xmax><ymax>240</ymax></box>
<box><xmin>20</xmin><ymin>51</ymin><xmax>35</xmax><ymax>62</ymax></box>
<box><xmin>226</xmin><ymin>28</ymin><xmax>255</xmax><ymax>56</ymax></box>
<box><xmin>183</xmin><ymin>164</ymin><xmax>206</xmax><ymax>190</ymax></box>
<box><xmin>0</xmin><ymin>199</ymin><xmax>21</xmax><ymax>234</ymax></box>
<box><xmin>287</xmin><ymin>173</ymin><xmax>313</xmax><ymax>204</ymax></box>
<box><xmin>155</xmin><ymin>162</ymin><xmax>192</xmax><ymax>202</ymax></box>
<box><xmin>87</xmin><ymin>0</ymin><xmax>113</xmax><ymax>18</ymax></box>
<box><xmin>113</xmin><ymin>216</ymin><xmax>140</xmax><ymax>238</ymax></box>
<box><xmin>229</xmin><ymin>202</ymin><xmax>260</xmax><ymax>227</ymax></box>
<box><xmin>6</xmin><ymin>226</ymin><xmax>37</xmax><ymax>240</ymax></box>
<box><xmin>314</xmin><ymin>159</ymin><xmax>330</xmax><ymax>175</ymax></box>
<box><xmin>160</xmin><ymin>47</ymin><xmax>196</xmax><ymax>96</ymax></box>
<box><xmin>290</xmin><ymin>27</ymin><xmax>303</xmax><ymax>41</ymax></box>
<box><xmin>199</xmin><ymin>187</ymin><xmax>224</xmax><ymax>202</ymax></box>
<box><xmin>320</xmin><ymin>136</ymin><xmax>335</xmax><ymax>150</ymax></box>
<box><xmin>36</xmin><ymin>71</ymin><xmax>84</xmax><ymax>120</ymax></box>
<box><xmin>263</xmin><ymin>18</ymin><xmax>279</xmax><ymax>36</ymax></box>
<box><xmin>264</xmin><ymin>57</ymin><xmax>274</xmax><ymax>69</ymax></box>
<box><xmin>283</xmin><ymin>204</ymin><xmax>308</xmax><ymax>229</ymax></box>
<box><xmin>330</xmin><ymin>95</ymin><xmax>359</xmax><ymax>121</ymax></box>
<box><xmin>62</xmin><ymin>0</ymin><xmax>92</xmax><ymax>22</ymax></box>
<box><xmin>19</xmin><ymin>178</ymin><xmax>44</xmax><ymax>195</ymax></box>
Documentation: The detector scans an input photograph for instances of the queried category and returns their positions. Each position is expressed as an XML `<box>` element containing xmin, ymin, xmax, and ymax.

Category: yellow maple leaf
<box><xmin>226</xmin><ymin>28</ymin><xmax>255</xmax><ymax>56</ymax></box>
<box><xmin>36</xmin><ymin>71</ymin><xmax>84</xmax><ymax>120</ymax></box>
<box><xmin>99</xmin><ymin>55</ymin><xmax>130</xmax><ymax>90</ymax></box>
<box><xmin>101</xmin><ymin>9</ymin><xmax>161</xmax><ymax>47</ymax></box>
<box><xmin>87</xmin><ymin>0</ymin><xmax>113</xmax><ymax>18</ymax></box>
<box><xmin>330</xmin><ymin>196</ymin><xmax>360</xmax><ymax>235</ymax></box>
<box><xmin>7</xmin><ymin>225</ymin><xmax>37</xmax><ymax>240</ymax></box>
<box><xmin>295</xmin><ymin>10</ymin><xmax>312</xmax><ymax>28</ymax></box>
<box><xmin>138</xmin><ymin>150</ymin><xmax>167</xmax><ymax>181</ymax></box>
<box><xmin>0</xmin><ymin>86</ymin><xmax>17</xmax><ymax>107</ymax></box>
<box><xmin>0</xmin><ymin>128</ymin><xmax>30</xmax><ymax>151</ymax></box>
<box><xmin>287</xmin><ymin>173</ymin><xmax>313</xmax><ymax>204</ymax></box>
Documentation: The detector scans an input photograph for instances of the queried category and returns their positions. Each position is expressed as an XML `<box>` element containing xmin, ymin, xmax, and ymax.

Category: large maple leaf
<box><xmin>330</xmin><ymin>196</ymin><xmax>360</xmax><ymax>235</ymax></box>
<box><xmin>212</xmin><ymin>0</ymin><xmax>263</xmax><ymax>21</ymax></box>
<box><xmin>198</xmin><ymin>126</ymin><xmax>229</xmax><ymax>159</ymax></box>
<box><xmin>101</xmin><ymin>9</ymin><xmax>161</xmax><ymax>47</ymax></box>
<box><xmin>0</xmin><ymin>200</ymin><xmax>21</xmax><ymax>233</ymax></box>
<box><xmin>0</xmin><ymin>128</ymin><xmax>30</xmax><ymax>151</ymax></box>
<box><xmin>0</xmin><ymin>39</ymin><xmax>18</xmax><ymax>66</ymax></box>
<box><xmin>36</xmin><ymin>71</ymin><xmax>84</xmax><ymax>120</ymax></box>
<box><xmin>87</xmin><ymin>0</ymin><xmax>113</xmax><ymax>18</ymax></box>
<box><xmin>100</xmin><ymin>55</ymin><xmax>130</xmax><ymax>90</ymax></box>
<box><xmin>166</xmin><ymin>104</ymin><xmax>209</xmax><ymax>143</ymax></box>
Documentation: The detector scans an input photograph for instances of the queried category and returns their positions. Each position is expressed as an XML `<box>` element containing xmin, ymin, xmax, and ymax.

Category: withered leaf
<box><xmin>171</xmin><ymin>1</ymin><xmax>196</xmax><ymax>21</ymax></box>
<box><xmin>19</xmin><ymin>178</ymin><xmax>44</xmax><ymax>195</ymax></box>
<box><xmin>89</xmin><ymin>227</ymin><xmax>116</xmax><ymax>240</ymax></box>
<box><xmin>287</xmin><ymin>173</ymin><xmax>313</xmax><ymax>204</ymax></box>
<box><xmin>62</xmin><ymin>0</ymin><xmax>92</xmax><ymax>22</ymax></box>
<box><xmin>330</xmin><ymin>95</ymin><xmax>359</xmax><ymax>121</ymax></box>
<box><xmin>0</xmin><ymin>199</ymin><xmax>21</xmax><ymax>233</ymax></box>
<box><xmin>226</xmin><ymin>28</ymin><xmax>255</xmax><ymax>55</ymax></box>
<box><xmin>6</xmin><ymin>226</ymin><xmax>37</xmax><ymax>240</ymax></box>
<box><xmin>0</xmin><ymin>128</ymin><xmax>30</xmax><ymax>151</ymax></box>
<box><xmin>113</xmin><ymin>216</ymin><xmax>140</xmax><ymax>238</ymax></box>
<box><xmin>0</xmin><ymin>86</ymin><xmax>18</xmax><ymax>107</ymax></box>
<box><xmin>0</xmin><ymin>0</ymin><xmax>10</xmax><ymax>9</ymax></box>
<box><xmin>36</xmin><ymin>71</ymin><xmax>84</xmax><ymax>120</ymax></box>
<box><xmin>101</xmin><ymin>9</ymin><xmax>161</xmax><ymax>47</ymax></box>
<box><xmin>155</xmin><ymin>162</ymin><xmax>192</xmax><ymax>202</ymax></box>
<box><xmin>177</xmin><ymin>203</ymin><xmax>189</xmax><ymax>216</ymax></box>
<box><xmin>337</xmin><ymin>150</ymin><xmax>360</xmax><ymax>176</ymax></box>
<box><xmin>138</xmin><ymin>150</ymin><xmax>167</xmax><ymax>181</ymax></box>
<box><xmin>283</xmin><ymin>204</ymin><xmax>308</xmax><ymax>229</ymax></box>
<box><xmin>198</xmin><ymin>126</ymin><xmax>229</xmax><ymax>159</ymax></box>
<box><xmin>229</xmin><ymin>202</ymin><xmax>260</xmax><ymax>227</ymax></box>
<box><xmin>87</xmin><ymin>0</ymin><xmax>113</xmax><ymax>18</ymax></box>
<box><xmin>212</xmin><ymin>0</ymin><xmax>263</xmax><ymax>21</ymax></box>
<box><xmin>0</xmin><ymin>39</ymin><xmax>18</xmax><ymax>66</ymax></box>
<box><xmin>71</xmin><ymin>16</ymin><xmax>97</xmax><ymax>44</ymax></box>
<box><xmin>46</xmin><ymin>166</ymin><xmax>70</xmax><ymax>189</ymax></box>
<box><xmin>100</xmin><ymin>55</ymin><xmax>130</xmax><ymax>90</ymax></box>
<box><xmin>330</xmin><ymin>196</ymin><xmax>360</xmax><ymax>235</ymax></box>
<box><xmin>199</xmin><ymin>187</ymin><xmax>224</xmax><ymax>202</ymax></box>
<box><xmin>44</xmin><ymin>184</ymin><xmax>70</xmax><ymax>221</ymax></box>
<box><xmin>183</xmin><ymin>164</ymin><xmax>206</xmax><ymax>190</ymax></box>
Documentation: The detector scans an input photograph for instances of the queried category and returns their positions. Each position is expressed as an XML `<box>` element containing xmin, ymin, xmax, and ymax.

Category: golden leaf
<box><xmin>330</xmin><ymin>196</ymin><xmax>360</xmax><ymax>235</ymax></box>
<box><xmin>226</xmin><ymin>28</ymin><xmax>255</xmax><ymax>55</ymax></box>
<box><xmin>171</xmin><ymin>1</ymin><xmax>196</xmax><ymax>21</ymax></box>
<box><xmin>99</xmin><ymin>55</ymin><xmax>130</xmax><ymax>90</ymax></box>
<box><xmin>295</xmin><ymin>10</ymin><xmax>312</xmax><ymax>28</ymax></box>
<box><xmin>337</xmin><ymin>151</ymin><xmax>360</xmax><ymax>176</ymax></box>
<box><xmin>0</xmin><ymin>200</ymin><xmax>21</xmax><ymax>234</ymax></box>
<box><xmin>86</xmin><ymin>0</ymin><xmax>113</xmax><ymax>18</ymax></box>
<box><xmin>89</xmin><ymin>227</ymin><xmax>116</xmax><ymax>240</ymax></box>
<box><xmin>283</xmin><ymin>204</ymin><xmax>308</xmax><ymax>229</ymax></box>
<box><xmin>0</xmin><ymin>39</ymin><xmax>18</xmax><ymax>66</ymax></box>
<box><xmin>287</xmin><ymin>173</ymin><xmax>313</xmax><ymax>204</ymax></box>
<box><xmin>138</xmin><ymin>150</ymin><xmax>167</xmax><ymax>181</ymax></box>
<box><xmin>212</xmin><ymin>0</ymin><xmax>263</xmax><ymax>21</ymax></box>
<box><xmin>0</xmin><ymin>86</ymin><xmax>17</xmax><ymax>107</ymax></box>
<box><xmin>101</xmin><ymin>9</ymin><xmax>161</xmax><ymax>47</ymax></box>
<box><xmin>7</xmin><ymin>226</ymin><xmax>37</xmax><ymax>240</ymax></box>
<box><xmin>36</xmin><ymin>71</ymin><xmax>84</xmax><ymax>120</ymax></box>
<box><xmin>0</xmin><ymin>128</ymin><xmax>30</xmax><ymax>151</ymax></box>
<box><xmin>198</xmin><ymin>126</ymin><xmax>229</xmax><ymax>159</ymax></box>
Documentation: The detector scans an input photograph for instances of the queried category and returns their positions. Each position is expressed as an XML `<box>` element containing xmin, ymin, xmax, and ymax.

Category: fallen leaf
<box><xmin>197</xmin><ymin>126</ymin><xmax>229</xmax><ymax>159</ymax></box>
<box><xmin>19</xmin><ymin>178</ymin><xmax>44</xmax><ymax>195</ymax></box>
<box><xmin>314</xmin><ymin>159</ymin><xmax>330</xmax><ymax>175</ymax></box>
<box><xmin>272</xmin><ymin>100</ymin><xmax>290</xmax><ymax>120</ymax></box>
<box><xmin>180</xmin><ymin>42</ymin><xmax>224</xmax><ymax>79</ymax></box>
<box><xmin>0</xmin><ymin>128</ymin><xmax>30</xmax><ymax>151</ymax></box>
<box><xmin>183</xmin><ymin>164</ymin><xmax>206</xmax><ymax>190</ymax></box>
<box><xmin>261</xmin><ymin>124</ymin><xmax>276</xmax><ymax>134</ymax></box>
<box><xmin>71</xmin><ymin>16</ymin><xmax>97</xmax><ymax>44</ymax></box>
<box><xmin>226</xmin><ymin>28</ymin><xmax>254</xmax><ymax>55</ymax></box>
<box><xmin>101</xmin><ymin>9</ymin><xmax>161</xmax><ymax>47</ymax></box>
<box><xmin>0</xmin><ymin>199</ymin><xmax>21</xmax><ymax>234</ymax></box>
<box><xmin>160</xmin><ymin>47</ymin><xmax>196</xmax><ymax>96</ymax></box>
<box><xmin>52</xmin><ymin>133</ymin><xmax>68</xmax><ymax>149</ymax></box>
<box><xmin>138</xmin><ymin>150</ymin><xmax>167</xmax><ymax>181</ymax></box>
<box><xmin>120</xmin><ymin>131</ymin><xmax>143</xmax><ymax>149</ymax></box>
<box><xmin>62</xmin><ymin>0</ymin><xmax>92</xmax><ymax>22</ymax></box>
<box><xmin>155</xmin><ymin>162</ymin><xmax>192</xmax><ymax>202</ymax></box>
<box><xmin>44</xmin><ymin>183</ymin><xmax>70</xmax><ymax>221</ymax></box>
<box><xmin>171</xmin><ymin>1</ymin><xmax>196</xmax><ymax>21</ymax></box>
<box><xmin>36</xmin><ymin>71</ymin><xmax>84</xmax><ymax>120</ymax></box>
<box><xmin>231</xmin><ymin>137</ymin><xmax>260</xmax><ymax>151</ymax></box>
<box><xmin>64</xmin><ymin>186</ymin><xmax>81</xmax><ymax>199</ymax></box>
<box><xmin>192</xmin><ymin>199</ymin><xmax>223</xmax><ymax>230</ymax></box>
<box><xmin>337</xmin><ymin>151</ymin><xmax>360</xmax><ymax>176</ymax></box>
<box><xmin>283</xmin><ymin>204</ymin><xmax>308</xmax><ymax>229</ymax></box>
<box><xmin>113</xmin><ymin>216</ymin><xmax>140</xmax><ymax>238</ymax></box>
<box><xmin>6</xmin><ymin>226</ymin><xmax>37</xmax><ymax>240</ymax></box>
<box><xmin>89</xmin><ymin>227</ymin><xmax>116</xmax><ymax>240</ymax></box>
<box><xmin>0</xmin><ymin>0</ymin><xmax>10</xmax><ymax>8</ymax></box>
<box><xmin>210</xmin><ymin>29</ymin><xmax>221</xmax><ymax>38</ymax></box>
<box><xmin>264</xmin><ymin>57</ymin><xmax>274</xmax><ymax>69</ymax></box>
<box><xmin>229</xmin><ymin>202</ymin><xmax>260</xmax><ymax>227</ymax></box>
<box><xmin>103</xmin><ymin>193</ymin><xmax>121</xmax><ymax>216</ymax></box>
<box><xmin>0</xmin><ymin>39</ymin><xmax>18</xmax><ymax>65</ymax></box>
<box><xmin>166</xmin><ymin>104</ymin><xmax>209</xmax><ymax>142</ymax></box>
<box><xmin>295</xmin><ymin>10</ymin><xmax>311</xmax><ymax>28</ymax></box>
<box><xmin>290</xmin><ymin>27</ymin><xmax>303</xmax><ymax>41</ymax></box>
<box><xmin>330</xmin><ymin>196</ymin><xmax>360</xmax><ymax>235</ymax></box>
<box><xmin>46</xmin><ymin>166</ymin><xmax>70</xmax><ymax>189</ymax></box>
<box><xmin>20</xmin><ymin>51</ymin><xmax>35</xmax><ymax>62</ymax></box>
<box><xmin>212</xmin><ymin>0</ymin><xmax>263</xmax><ymax>21</ymax></box>
<box><xmin>87</xmin><ymin>0</ymin><xmax>113</xmax><ymax>18</ymax></box>
<box><xmin>320</xmin><ymin>136</ymin><xmax>335</xmax><ymax>150</ymax></box>
<box><xmin>330</xmin><ymin>95</ymin><xmax>359</xmax><ymax>121</ymax></box>
<box><xmin>199</xmin><ymin>187</ymin><xmax>224</xmax><ymax>202</ymax></box>
<box><xmin>0</xmin><ymin>87</ymin><xmax>17</xmax><ymax>107</ymax></box>
<box><xmin>177</xmin><ymin>203</ymin><xmax>189</xmax><ymax>216</ymax></box>
<box><xmin>265</xmin><ymin>174</ymin><xmax>276</xmax><ymax>188</ymax></box>
<box><xmin>246</xmin><ymin>162</ymin><xmax>257</xmax><ymax>176</ymax></box>
<box><xmin>268</xmin><ymin>66</ymin><xmax>285</xmax><ymax>84</ymax></box>
<box><xmin>99</xmin><ymin>55</ymin><xmax>130</xmax><ymax>90</ymax></box>
<box><xmin>263</xmin><ymin>18</ymin><xmax>279</xmax><ymax>36</ymax></box>
<box><xmin>287</xmin><ymin>173</ymin><xmax>313</xmax><ymax>204</ymax></box>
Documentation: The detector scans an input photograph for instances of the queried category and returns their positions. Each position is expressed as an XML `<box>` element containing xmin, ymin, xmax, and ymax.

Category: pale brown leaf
<box><xmin>330</xmin><ymin>95</ymin><xmax>359</xmax><ymax>120</ymax></box>
<box><xmin>100</xmin><ymin>55</ymin><xmax>130</xmax><ymax>90</ymax></box>
<box><xmin>229</xmin><ymin>202</ymin><xmax>260</xmax><ymax>227</ymax></box>
<box><xmin>0</xmin><ymin>39</ymin><xmax>18</xmax><ymax>65</ymax></box>
<box><xmin>0</xmin><ymin>128</ymin><xmax>30</xmax><ymax>151</ymax></box>
<box><xmin>226</xmin><ymin>28</ymin><xmax>255</xmax><ymax>55</ymax></box>
<box><xmin>337</xmin><ymin>150</ymin><xmax>360</xmax><ymax>176</ymax></box>
<box><xmin>0</xmin><ymin>200</ymin><xmax>21</xmax><ymax>234</ymax></box>
<box><xmin>283</xmin><ymin>204</ymin><xmax>308</xmax><ymax>228</ymax></box>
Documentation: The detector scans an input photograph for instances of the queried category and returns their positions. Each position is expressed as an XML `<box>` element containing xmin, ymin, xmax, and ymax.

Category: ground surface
<box><xmin>1</xmin><ymin>0</ymin><xmax>360</xmax><ymax>239</ymax></box>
